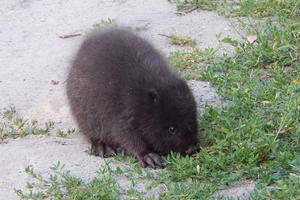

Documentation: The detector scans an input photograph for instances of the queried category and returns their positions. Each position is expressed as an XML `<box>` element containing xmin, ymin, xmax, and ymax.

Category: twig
<box><xmin>158</xmin><ymin>33</ymin><xmax>171</xmax><ymax>38</ymax></box>
<box><xmin>185</xmin><ymin>7</ymin><xmax>198</xmax><ymax>14</ymax></box>
<box><xmin>176</xmin><ymin>6</ymin><xmax>198</xmax><ymax>15</ymax></box>
<box><xmin>58</xmin><ymin>33</ymin><xmax>82</xmax><ymax>39</ymax></box>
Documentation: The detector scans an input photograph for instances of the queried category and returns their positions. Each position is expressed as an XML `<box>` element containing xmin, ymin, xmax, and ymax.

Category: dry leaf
<box><xmin>196</xmin><ymin>165</ymin><xmax>200</xmax><ymax>175</ymax></box>
<box><xmin>51</xmin><ymin>80</ymin><xmax>60</xmax><ymax>85</ymax></box>
<box><xmin>290</xmin><ymin>173</ymin><xmax>300</xmax><ymax>178</ymax></box>
<box><xmin>244</xmin><ymin>88</ymin><xmax>250</xmax><ymax>93</ymax></box>
<box><xmin>58</xmin><ymin>33</ymin><xmax>82</xmax><ymax>39</ymax></box>
<box><xmin>246</xmin><ymin>35</ymin><xmax>257</xmax><ymax>43</ymax></box>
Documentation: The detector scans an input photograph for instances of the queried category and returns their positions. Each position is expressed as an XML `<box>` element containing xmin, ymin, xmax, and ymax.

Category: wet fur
<box><xmin>66</xmin><ymin>28</ymin><xmax>198</xmax><ymax>168</ymax></box>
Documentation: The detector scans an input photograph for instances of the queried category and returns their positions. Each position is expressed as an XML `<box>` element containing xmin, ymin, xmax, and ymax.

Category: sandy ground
<box><xmin>0</xmin><ymin>0</ymin><xmax>254</xmax><ymax>199</ymax></box>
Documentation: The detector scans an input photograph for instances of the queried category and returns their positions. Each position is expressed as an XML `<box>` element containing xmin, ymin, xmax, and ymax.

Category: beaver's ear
<box><xmin>148</xmin><ymin>88</ymin><xmax>160</xmax><ymax>104</ymax></box>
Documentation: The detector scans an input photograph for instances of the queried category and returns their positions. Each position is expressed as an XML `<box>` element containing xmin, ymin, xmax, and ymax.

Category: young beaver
<box><xmin>66</xmin><ymin>28</ymin><xmax>198</xmax><ymax>168</ymax></box>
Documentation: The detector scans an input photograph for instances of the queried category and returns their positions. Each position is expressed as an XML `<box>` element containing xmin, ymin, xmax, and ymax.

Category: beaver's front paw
<box><xmin>91</xmin><ymin>142</ymin><xmax>117</xmax><ymax>158</ymax></box>
<box><xmin>138</xmin><ymin>152</ymin><xmax>164</xmax><ymax>169</ymax></box>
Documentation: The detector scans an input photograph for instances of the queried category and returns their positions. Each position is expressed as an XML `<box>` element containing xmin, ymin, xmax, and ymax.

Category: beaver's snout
<box><xmin>185</xmin><ymin>145</ymin><xmax>197</xmax><ymax>155</ymax></box>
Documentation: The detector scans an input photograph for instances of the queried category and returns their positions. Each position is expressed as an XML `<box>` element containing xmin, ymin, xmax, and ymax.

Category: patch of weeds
<box><xmin>15</xmin><ymin>161</ymin><xmax>159</xmax><ymax>199</ymax></box>
<box><xmin>134</xmin><ymin>24</ymin><xmax>150</xmax><ymax>32</ymax></box>
<box><xmin>158</xmin><ymin>1</ymin><xmax>300</xmax><ymax>199</ymax></box>
<box><xmin>15</xmin><ymin>161</ymin><xmax>121</xmax><ymax>200</ymax></box>
<box><xmin>128</xmin><ymin>23</ymin><xmax>151</xmax><ymax>32</ymax></box>
<box><xmin>173</xmin><ymin>0</ymin><xmax>300</xmax><ymax>18</ymax></box>
<box><xmin>87</xmin><ymin>18</ymin><xmax>117</xmax><ymax>34</ymax></box>
<box><xmin>162</xmin><ymin>34</ymin><xmax>197</xmax><ymax>47</ymax></box>
<box><xmin>252</xmin><ymin>156</ymin><xmax>300</xmax><ymax>199</ymax></box>
<box><xmin>169</xmin><ymin>48</ymin><xmax>218</xmax><ymax>79</ymax></box>
<box><xmin>0</xmin><ymin>107</ymin><xmax>76</xmax><ymax>142</ymax></box>
<box><xmin>56</xmin><ymin>128</ymin><xmax>75</xmax><ymax>138</ymax></box>
<box><xmin>114</xmin><ymin>151</ymin><xmax>127</xmax><ymax>161</ymax></box>
<box><xmin>158</xmin><ymin>181</ymin><xmax>216</xmax><ymax>200</ymax></box>
<box><xmin>173</xmin><ymin>0</ymin><xmax>219</xmax><ymax>12</ymax></box>
<box><xmin>252</xmin><ymin>175</ymin><xmax>300</xmax><ymax>199</ymax></box>
<box><xmin>0</xmin><ymin>107</ymin><xmax>54</xmax><ymax>143</ymax></box>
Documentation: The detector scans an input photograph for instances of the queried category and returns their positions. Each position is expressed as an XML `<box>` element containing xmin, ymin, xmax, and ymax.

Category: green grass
<box><xmin>173</xmin><ymin>0</ymin><xmax>300</xmax><ymax>18</ymax></box>
<box><xmin>15</xmin><ymin>161</ymin><xmax>121</xmax><ymax>200</ymax></box>
<box><xmin>87</xmin><ymin>18</ymin><xmax>117</xmax><ymax>34</ymax></box>
<box><xmin>55</xmin><ymin>128</ymin><xmax>75</xmax><ymax>138</ymax></box>
<box><xmin>15</xmin><ymin>160</ymin><xmax>162</xmax><ymax>200</ymax></box>
<box><xmin>168</xmin><ymin>0</ymin><xmax>300</xmax><ymax>198</ymax></box>
<box><xmin>0</xmin><ymin>107</ymin><xmax>75</xmax><ymax>143</ymax></box>
<box><xmin>13</xmin><ymin>0</ymin><xmax>300</xmax><ymax>199</ymax></box>
<box><xmin>169</xmin><ymin>47</ymin><xmax>217</xmax><ymax>79</ymax></box>
<box><xmin>0</xmin><ymin>107</ymin><xmax>54</xmax><ymax>143</ymax></box>
<box><xmin>252</xmin><ymin>171</ymin><xmax>300</xmax><ymax>199</ymax></box>
<box><xmin>87</xmin><ymin>18</ymin><xmax>151</xmax><ymax>34</ymax></box>
<box><xmin>165</xmin><ymin>34</ymin><xmax>197</xmax><ymax>47</ymax></box>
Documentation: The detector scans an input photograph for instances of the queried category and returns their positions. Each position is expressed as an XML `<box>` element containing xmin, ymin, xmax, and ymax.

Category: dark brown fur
<box><xmin>66</xmin><ymin>28</ymin><xmax>198</xmax><ymax>168</ymax></box>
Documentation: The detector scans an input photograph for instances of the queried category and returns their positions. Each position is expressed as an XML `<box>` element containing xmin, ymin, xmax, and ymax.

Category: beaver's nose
<box><xmin>185</xmin><ymin>145</ymin><xmax>197</xmax><ymax>155</ymax></box>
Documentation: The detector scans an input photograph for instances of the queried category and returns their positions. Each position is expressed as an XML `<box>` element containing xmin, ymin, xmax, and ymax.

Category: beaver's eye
<box><xmin>168</xmin><ymin>126</ymin><xmax>176</xmax><ymax>135</ymax></box>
